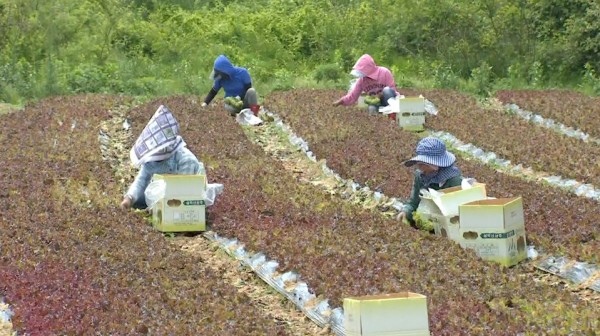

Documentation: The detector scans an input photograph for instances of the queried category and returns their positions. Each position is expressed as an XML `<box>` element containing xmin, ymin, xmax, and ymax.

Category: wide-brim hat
<box><xmin>403</xmin><ymin>137</ymin><xmax>456</xmax><ymax>167</ymax></box>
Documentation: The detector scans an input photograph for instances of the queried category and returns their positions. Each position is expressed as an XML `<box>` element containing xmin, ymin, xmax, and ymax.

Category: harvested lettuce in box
<box><xmin>412</xmin><ymin>212</ymin><xmax>434</xmax><ymax>232</ymax></box>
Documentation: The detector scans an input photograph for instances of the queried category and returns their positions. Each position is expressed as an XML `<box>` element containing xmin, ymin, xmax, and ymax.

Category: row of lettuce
<box><xmin>417</xmin><ymin>88</ymin><xmax>600</xmax><ymax>187</ymax></box>
<box><xmin>495</xmin><ymin>89</ymin><xmax>600</xmax><ymax>139</ymax></box>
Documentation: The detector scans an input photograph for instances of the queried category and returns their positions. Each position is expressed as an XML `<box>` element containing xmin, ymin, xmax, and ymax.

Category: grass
<box><xmin>0</xmin><ymin>103</ymin><xmax>20</xmax><ymax>115</ymax></box>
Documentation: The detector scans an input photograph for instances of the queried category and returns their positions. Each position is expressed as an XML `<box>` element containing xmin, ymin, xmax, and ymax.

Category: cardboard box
<box><xmin>416</xmin><ymin>183</ymin><xmax>487</xmax><ymax>242</ymax></box>
<box><xmin>398</xmin><ymin>96</ymin><xmax>426</xmax><ymax>113</ymax></box>
<box><xmin>458</xmin><ymin>197</ymin><xmax>527</xmax><ymax>267</ymax></box>
<box><xmin>397</xmin><ymin>97</ymin><xmax>426</xmax><ymax>131</ymax></box>
<box><xmin>459</xmin><ymin>197</ymin><xmax>524</xmax><ymax>230</ymax></box>
<box><xmin>429</xmin><ymin>213</ymin><xmax>461</xmax><ymax>240</ymax></box>
<box><xmin>344</xmin><ymin>292</ymin><xmax>429</xmax><ymax>336</ymax></box>
<box><xmin>151</xmin><ymin>174</ymin><xmax>206</xmax><ymax>232</ymax></box>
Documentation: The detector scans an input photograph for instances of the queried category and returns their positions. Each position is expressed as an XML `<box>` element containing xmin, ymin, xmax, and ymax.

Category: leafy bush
<box><xmin>528</xmin><ymin>61</ymin><xmax>545</xmax><ymax>87</ymax></box>
<box><xmin>469</xmin><ymin>61</ymin><xmax>494</xmax><ymax>96</ymax></box>
<box><xmin>431</xmin><ymin>63</ymin><xmax>460</xmax><ymax>89</ymax></box>
<box><xmin>2</xmin><ymin>0</ymin><xmax>600</xmax><ymax>101</ymax></box>
<box><xmin>580</xmin><ymin>62</ymin><xmax>600</xmax><ymax>95</ymax></box>
<box><xmin>0</xmin><ymin>59</ymin><xmax>35</xmax><ymax>102</ymax></box>
<box><xmin>67</xmin><ymin>64</ymin><xmax>108</xmax><ymax>93</ymax></box>
<box><xmin>0</xmin><ymin>85</ymin><xmax>22</xmax><ymax>105</ymax></box>
<box><xmin>270</xmin><ymin>68</ymin><xmax>296</xmax><ymax>91</ymax></box>
<box><xmin>313</xmin><ymin>63</ymin><xmax>342</xmax><ymax>83</ymax></box>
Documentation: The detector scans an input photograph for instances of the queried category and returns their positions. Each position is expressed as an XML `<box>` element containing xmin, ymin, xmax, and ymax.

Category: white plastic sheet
<box><xmin>144</xmin><ymin>179</ymin><xmax>166</xmax><ymax>208</ymax></box>
<box><xmin>431</xmin><ymin>131</ymin><xmax>600</xmax><ymax>202</ymax></box>
<box><xmin>424</xmin><ymin>99</ymin><xmax>438</xmax><ymax>115</ymax></box>
<box><xmin>379</xmin><ymin>96</ymin><xmax>401</xmax><ymax>114</ymax></box>
<box><xmin>536</xmin><ymin>256</ymin><xmax>599</xmax><ymax>291</ymax></box>
<box><xmin>205</xmin><ymin>183</ymin><xmax>224</xmax><ymax>207</ymax></box>
<box><xmin>527</xmin><ymin>246</ymin><xmax>539</xmax><ymax>259</ymax></box>
<box><xmin>236</xmin><ymin>108</ymin><xmax>263</xmax><ymax>126</ymax></box>
<box><xmin>0</xmin><ymin>298</ymin><xmax>13</xmax><ymax>324</ymax></box>
<box><xmin>505</xmin><ymin>103</ymin><xmax>600</xmax><ymax>145</ymax></box>
<box><xmin>205</xmin><ymin>232</ymin><xmax>341</xmax><ymax>333</ymax></box>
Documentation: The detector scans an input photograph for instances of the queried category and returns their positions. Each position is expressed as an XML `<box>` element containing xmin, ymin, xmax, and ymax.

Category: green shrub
<box><xmin>67</xmin><ymin>64</ymin><xmax>108</xmax><ymax>93</ymax></box>
<box><xmin>580</xmin><ymin>62</ymin><xmax>600</xmax><ymax>95</ymax></box>
<box><xmin>0</xmin><ymin>84</ymin><xmax>22</xmax><ymax>105</ymax></box>
<box><xmin>469</xmin><ymin>61</ymin><xmax>494</xmax><ymax>96</ymax></box>
<box><xmin>313</xmin><ymin>63</ymin><xmax>342</xmax><ymax>83</ymax></box>
<box><xmin>431</xmin><ymin>63</ymin><xmax>460</xmax><ymax>89</ymax></box>
<box><xmin>528</xmin><ymin>61</ymin><xmax>544</xmax><ymax>88</ymax></box>
<box><xmin>269</xmin><ymin>68</ymin><xmax>296</xmax><ymax>91</ymax></box>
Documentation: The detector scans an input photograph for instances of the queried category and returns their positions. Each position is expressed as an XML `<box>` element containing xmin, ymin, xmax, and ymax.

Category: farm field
<box><xmin>416</xmin><ymin>89</ymin><xmax>600</xmax><ymax>186</ymax></box>
<box><xmin>0</xmin><ymin>96</ymin><xmax>314</xmax><ymax>335</ymax></box>
<box><xmin>0</xmin><ymin>91</ymin><xmax>598</xmax><ymax>335</ymax></box>
<box><xmin>495</xmin><ymin>89</ymin><xmax>600</xmax><ymax>139</ymax></box>
<box><xmin>266</xmin><ymin>89</ymin><xmax>599</xmax><ymax>262</ymax></box>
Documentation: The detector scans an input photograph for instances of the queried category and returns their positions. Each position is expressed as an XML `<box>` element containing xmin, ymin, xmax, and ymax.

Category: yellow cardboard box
<box><xmin>416</xmin><ymin>183</ymin><xmax>487</xmax><ymax>242</ymax></box>
<box><xmin>397</xmin><ymin>97</ymin><xmax>426</xmax><ymax>131</ymax></box>
<box><xmin>416</xmin><ymin>212</ymin><xmax>461</xmax><ymax>239</ymax></box>
<box><xmin>151</xmin><ymin>174</ymin><xmax>206</xmax><ymax>232</ymax></box>
<box><xmin>458</xmin><ymin>197</ymin><xmax>527</xmax><ymax>267</ymax></box>
<box><xmin>344</xmin><ymin>292</ymin><xmax>429</xmax><ymax>336</ymax></box>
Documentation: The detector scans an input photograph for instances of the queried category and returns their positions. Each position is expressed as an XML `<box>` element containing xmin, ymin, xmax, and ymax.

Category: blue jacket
<box><xmin>213</xmin><ymin>55</ymin><xmax>252</xmax><ymax>98</ymax></box>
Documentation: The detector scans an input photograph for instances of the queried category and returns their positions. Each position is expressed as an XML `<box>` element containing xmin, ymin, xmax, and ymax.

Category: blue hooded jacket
<box><xmin>213</xmin><ymin>55</ymin><xmax>252</xmax><ymax>98</ymax></box>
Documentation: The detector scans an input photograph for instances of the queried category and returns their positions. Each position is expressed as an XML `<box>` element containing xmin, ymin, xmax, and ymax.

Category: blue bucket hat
<box><xmin>404</xmin><ymin>137</ymin><xmax>456</xmax><ymax>167</ymax></box>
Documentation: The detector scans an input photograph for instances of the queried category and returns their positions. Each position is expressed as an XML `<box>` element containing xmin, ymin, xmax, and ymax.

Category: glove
<box><xmin>396</xmin><ymin>211</ymin><xmax>406</xmax><ymax>222</ymax></box>
<box><xmin>120</xmin><ymin>195</ymin><xmax>133</xmax><ymax>209</ymax></box>
<box><xmin>201</xmin><ymin>102</ymin><xmax>207</xmax><ymax>107</ymax></box>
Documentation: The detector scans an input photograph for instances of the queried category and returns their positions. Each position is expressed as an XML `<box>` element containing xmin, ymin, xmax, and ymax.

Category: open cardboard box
<box><xmin>344</xmin><ymin>292</ymin><xmax>429</xmax><ymax>336</ymax></box>
<box><xmin>415</xmin><ymin>211</ymin><xmax>461</xmax><ymax>240</ymax></box>
<box><xmin>416</xmin><ymin>183</ymin><xmax>487</xmax><ymax>242</ymax></box>
<box><xmin>151</xmin><ymin>174</ymin><xmax>206</xmax><ymax>232</ymax></box>
<box><xmin>458</xmin><ymin>197</ymin><xmax>527</xmax><ymax>267</ymax></box>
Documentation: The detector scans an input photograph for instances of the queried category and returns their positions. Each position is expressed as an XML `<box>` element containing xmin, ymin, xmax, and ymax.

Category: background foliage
<box><xmin>1</xmin><ymin>0</ymin><xmax>600</xmax><ymax>103</ymax></box>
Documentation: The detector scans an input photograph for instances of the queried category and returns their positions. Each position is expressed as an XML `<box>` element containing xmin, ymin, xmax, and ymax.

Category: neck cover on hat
<box><xmin>130</xmin><ymin>105</ymin><xmax>185</xmax><ymax>168</ymax></box>
<box><xmin>419</xmin><ymin>164</ymin><xmax>461</xmax><ymax>187</ymax></box>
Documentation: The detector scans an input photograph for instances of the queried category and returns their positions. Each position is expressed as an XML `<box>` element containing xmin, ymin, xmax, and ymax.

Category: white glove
<box><xmin>201</xmin><ymin>102</ymin><xmax>207</xmax><ymax>107</ymax></box>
